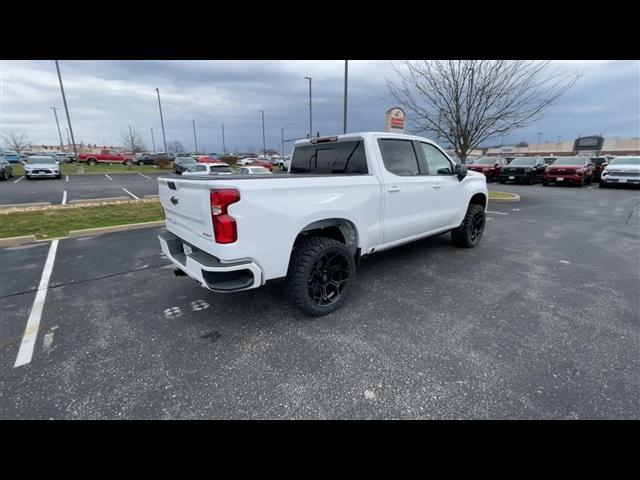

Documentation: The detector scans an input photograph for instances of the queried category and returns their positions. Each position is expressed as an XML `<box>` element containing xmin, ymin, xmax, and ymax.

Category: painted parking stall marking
<box><xmin>13</xmin><ymin>176</ymin><xmax>24</xmax><ymax>184</ymax></box>
<box><xmin>14</xmin><ymin>240</ymin><xmax>59</xmax><ymax>368</ymax></box>
<box><xmin>137</xmin><ymin>173</ymin><xmax>151</xmax><ymax>179</ymax></box>
<box><xmin>62</xmin><ymin>190</ymin><xmax>67</xmax><ymax>205</ymax></box>
<box><xmin>105</xmin><ymin>174</ymin><xmax>113</xmax><ymax>181</ymax></box>
<box><xmin>122</xmin><ymin>188</ymin><xmax>140</xmax><ymax>200</ymax></box>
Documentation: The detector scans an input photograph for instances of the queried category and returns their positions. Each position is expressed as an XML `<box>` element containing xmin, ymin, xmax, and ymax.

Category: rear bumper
<box><xmin>158</xmin><ymin>230</ymin><xmax>262</xmax><ymax>292</ymax></box>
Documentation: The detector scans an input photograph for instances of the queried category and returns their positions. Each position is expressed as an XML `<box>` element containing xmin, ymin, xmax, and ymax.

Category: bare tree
<box><xmin>387</xmin><ymin>60</ymin><xmax>582</xmax><ymax>163</ymax></box>
<box><xmin>2</xmin><ymin>131</ymin><xmax>31</xmax><ymax>158</ymax></box>
<box><xmin>167</xmin><ymin>140</ymin><xmax>186</xmax><ymax>154</ymax></box>
<box><xmin>119</xmin><ymin>127</ymin><xmax>146</xmax><ymax>154</ymax></box>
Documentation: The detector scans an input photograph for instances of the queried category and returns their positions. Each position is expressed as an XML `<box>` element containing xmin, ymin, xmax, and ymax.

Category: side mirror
<box><xmin>454</xmin><ymin>164</ymin><xmax>467</xmax><ymax>181</ymax></box>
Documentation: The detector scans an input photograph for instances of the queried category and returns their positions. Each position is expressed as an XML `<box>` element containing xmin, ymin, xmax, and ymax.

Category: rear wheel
<box><xmin>138</xmin><ymin>160</ymin><xmax>145</xmax><ymax>166</ymax></box>
<box><xmin>88</xmin><ymin>159</ymin><xmax>97</xmax><ymax>166</ymax></box>
<box><xmin>499</xmin><ymin>178</ymin><xmax>506</xmax><ymax>184</ymax></box>
<box><xmin>287</xmin><ymin>237</ymin><xmax>355</xmax><ymax>317</ymax></box>
<box><xmin>451</xmin><ymin>203</ymin><xmax>486</xmax><ymax>248</ymax></box>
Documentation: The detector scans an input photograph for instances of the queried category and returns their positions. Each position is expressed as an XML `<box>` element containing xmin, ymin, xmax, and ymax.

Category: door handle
<box><xmin>432</xmin><ymin>182</ymin><xmax>442</xmax><ymax>189</ymax></box>
<box><xmin>387</xmin><ymin>186</ymin><xmax>401</xmax><ymax>193</ymax></box>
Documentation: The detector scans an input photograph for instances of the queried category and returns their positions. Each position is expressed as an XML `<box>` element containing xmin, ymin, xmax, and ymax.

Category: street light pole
<box><xmin>151</xmin><ymin>127</ymin><xmax>156</xmax><ymax>152</ymax></box>
<box><xmin>54</xmin><ymin>61</ymin><xmax>79</xmax><ymax>164</ymax></box>
<box><xmin>281</xmin><ymin>123</ymin><xmax>293</xmax><ymax>159</ymax></box>
<box><xmin>304</xmin><ymin>76</ymin><xmax>312</xmax><ymax>138</ymax></box>
<box><xmin>50</xmin><ymin>107</ymin><xmax>65</xmax><ymax>152</ymax></box>
<box><xmin>343</xmin><ymin>61</ymin><xmax>348</xmax><ymax>134</ymax></box>
<box><xmin>155</xmin><ymin>88</ymin><xmax>168</xmax><ymax>156</ymax></box>
<box><xmin>537</xmin><ymin>132</ymin><xmax>543</xmax><ymax>152</ymax></box>
<box><xmin>191</xmin><ymin>119</ymin><xmax>198</xmax><ymax>153</ymax></box>
<box><xmin>221</xmin><ymin>123</ymin><xmax>226</xmax><ymax>154</ymax></box>
<box><xmin>260</xmin><ymin>110</ymin><xmax>266</xmax><ymax>156</ymax></box>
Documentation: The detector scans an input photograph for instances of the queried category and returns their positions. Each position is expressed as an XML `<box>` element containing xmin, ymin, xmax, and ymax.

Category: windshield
<box><xmin>26</xmin><ymin>157</ymin><xmax>56</xmax><ymax>164</ymax></box>
<box><xmin>179</xmin><ymin>157</ymin><xmax>197</xmax><ymax>164</ymax></box>
<box><xmin>472</xmin><ymin>158</ymin><xmax>496</xmax><ymax>165</ymax></box>
<box><xmin>552</xmin><ymin>157</ymin><xmax>585</xmax><ymax>166</ymax></box>
<box><xmin>509</xmin><ymin>157</ymin><xmax>537</xmax><ymax>166</ymax></box>
<box><xmin>609</xmin><ymin>157</ymin><xmax>640</xmax><ymax>166</ymax></box>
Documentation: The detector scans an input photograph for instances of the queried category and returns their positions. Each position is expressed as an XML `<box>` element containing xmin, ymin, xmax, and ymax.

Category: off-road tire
<box><xmin>286</xmin><ymin>236</ymin><xmax>356</xmax><ymax>317</ymax></box>
<box><xmin>451</xmin><ymin>203</ymin><xmax>486</xmax><ymax>248</ymax></box>
<box><xmin>88</xmin><ymin>159</ymin><xmax>97</xmax><ymax>166</ymax></box>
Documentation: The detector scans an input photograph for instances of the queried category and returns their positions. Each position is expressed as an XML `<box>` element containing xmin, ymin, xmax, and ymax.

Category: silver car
<box><xmin>599</xmin><ymin>156</ymin><xmax>640</xmax><ymax>188</ymax></box>
<box><xmin>23</xmin><ymin>156</ymin><xmax>62</xmax><ymax>179</ymax></box>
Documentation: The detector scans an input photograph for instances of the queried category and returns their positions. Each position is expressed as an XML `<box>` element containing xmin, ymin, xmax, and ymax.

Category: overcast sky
<box><xmin>1</xmin><ymin>60</ymin><xmax>638</xmax><ymax>154</ymax></box>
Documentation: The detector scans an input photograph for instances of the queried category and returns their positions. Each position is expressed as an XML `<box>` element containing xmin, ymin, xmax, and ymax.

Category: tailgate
<box><xmin>158</xmin><ymin>177</ymin><xmax>213</xmax><ymax>249</ymax></box>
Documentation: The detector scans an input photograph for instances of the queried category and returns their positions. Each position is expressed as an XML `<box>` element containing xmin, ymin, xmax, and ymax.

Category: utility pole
<box><xmin>281</xmin><ymin>123</ymin><xmax>292</xmax><ymax>159</ymax></box>
<box><xmin>191</xmin><ymin>119</ymin><xmax>198</xmax><ymax>153</ymax></box>
<box><xmin>260</xmin><ymin>110</ymin><xmax>266</xmax><ymax>156</ymax></box>
<box><xmin>537</xmin><ymin>132</ymin><xmax>543</xmax><ymax>152</ymax></box>
<box><xmin>54</xmin><ymin>61</ymin><xmax>79</xmax><ymax>164</ymax></box>
<box><xmin>304</xmin><ymin>76</ymin><xmax>312</xmax><ymax>138</ymax></box>
<box><xmin>65</xmin><ymin>127</ymin><xmax>71</xmax><ymax>146</ymax></box>
<box><xmin>155</xmin><ymin>88</ymin><xmax>168</xmax><ymax>156</ymax></box>
<box><xmin>151</xmin><ymin>127</ymin><xmax>156</xmax><ymax>152</ymax></box>
<box><xmin>221</xmin><ymin>123</ymin><xmax>226</xmax><ymax>154</ymax></box>
<box><xmin>343</xmin><ymin>61</ymin><xmax>348</xmax><ymax>134</ymax></box>
<box><xmin>50</xmin><ymin>107</ymin><xmax>65</xmax><ymax>152</ymax></box>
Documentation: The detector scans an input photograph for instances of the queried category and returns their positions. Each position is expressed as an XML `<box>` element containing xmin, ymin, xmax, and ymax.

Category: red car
<box><xmin>195</xmin><ymin>156</ymin><xmax>220</xmax><ymax>164</ymax></box>
<box><xmin>249</xmin><ymin>159</ymin><xmax>274</xmax><ymax>172</ymax></box>
<box><xmin>466</xmin><ymin>157</ymin><xmax>507</xmax><ymax>181</ymax></box>
<box><xmin>77</xmin><ymin>149</ymin><xmax>133</xmax><ymax>165</ymax></box>
<box><xmin>543</xmin><ymin>156</ymin><xmax>595</xmax><ymax>187</ymax></box>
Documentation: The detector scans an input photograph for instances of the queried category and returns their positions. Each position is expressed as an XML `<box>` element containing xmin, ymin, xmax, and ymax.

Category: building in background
<box><xmin>485</xmin><ymin>136</ymin><xmax>640</xmax><ymax>157</ymax></box>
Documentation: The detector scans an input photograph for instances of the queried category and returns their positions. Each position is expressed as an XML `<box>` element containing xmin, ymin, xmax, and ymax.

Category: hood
<box><xmin>604</xmin><ymin>164</ymin><xmax>640</xmax><ymax>173</ymax></box>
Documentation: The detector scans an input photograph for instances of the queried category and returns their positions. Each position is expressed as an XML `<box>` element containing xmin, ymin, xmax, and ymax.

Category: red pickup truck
<box><xmin>77</xmin><ymin>150</ymin><xmax>134</xmax><ymax>165</ymax></box>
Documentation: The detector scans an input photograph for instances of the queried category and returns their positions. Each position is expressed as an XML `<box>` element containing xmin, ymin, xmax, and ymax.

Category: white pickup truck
<box><xmin>158</xmin><ymin>132</ymin><xmax>488</xmax><ymax>316</ymax></box>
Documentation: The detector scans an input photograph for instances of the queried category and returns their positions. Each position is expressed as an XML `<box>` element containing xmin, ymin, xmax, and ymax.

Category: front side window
<box><xmin>378</xmin><ymin>139</ymin><xmax>420</xmax><ymax>176</ymax></box>
<box><xmin>420</xmin><ymin>143</ymin><xmax>453</xmax><ymax>175</ymax></box>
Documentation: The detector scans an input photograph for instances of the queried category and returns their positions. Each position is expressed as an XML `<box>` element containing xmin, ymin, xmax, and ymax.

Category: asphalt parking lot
<box><xmin>0</xmin><ymin>172</ymin><xmax>166</xmax><ymax>205</ymax></box>
<box><xmin>1</xmin><ymin>184</ymin><xmax>638</xmax><ymax>419</ymax></box>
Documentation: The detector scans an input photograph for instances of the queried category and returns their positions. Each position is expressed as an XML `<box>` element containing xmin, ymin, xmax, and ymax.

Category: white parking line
<box><xmin>122</xmin><ymin>188</ymin><xmax>140</xmax><ymax>200</ymax></box>
<box><xmin>65</xmin><ymin>175</ymin><xmax>69</xmax><ymax>182</ymax></box>
<box><xmin>62</xmin><ymin>190</ymin><xmax>67</xmax><ymax>205</ymax></box>
<box><xmin>14</xmin><ymin>239</ymin><xmax>59</xmax><ymax>368</ymax></box>
<box><xmin>105</xmin><ymin>174</ymin><xmax>113</xmax><ymax>181</ymax></box>
<box><xmin>14</xmin><ymin>176</ymin><xmax>24</xmax><ymax>184</ymax></box>
<box><xmin>486</xmin><ymin>210</ymin><xmax>509</xmax><ymax>215</ymax></box>
<box><xmin>137</xmin><ymin>172</ymin><xmax>151</xmax><ymax>179</ymax></box>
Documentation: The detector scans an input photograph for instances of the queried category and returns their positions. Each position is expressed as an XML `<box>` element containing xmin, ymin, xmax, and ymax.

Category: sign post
<box><xmin>385</xmin><ymin>107</ymin><xmax>406</xmax><ymax>133</ymax></box>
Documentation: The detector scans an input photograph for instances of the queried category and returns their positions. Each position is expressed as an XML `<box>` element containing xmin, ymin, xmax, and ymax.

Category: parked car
<box><xmin>236</xmin><ymin>157</ymin><xmax>257</xmax><ymax>166</ymax></box>
<box><xmin>182</xmin><ymin>163</ymin><xmax>233</xmax><ymax>176</ymax></box>
<box><xmin>157</xmin><ymin>132</ymin><xmax>487</xmax><ymax>316</ymax></box>
<box><xmin>590</xmin><ymin>157</ymin><xmax>609</xmax><ymax>182</ymax></box>
<box><xmin>23</xmin><ymin>156</ymin><xmax>62</xmax><ymax>179</ymax></box>
<box><xmin>2</xmin><ymin>151</ymin><xmax>21</xmax><ymax>164</ymax></box>
<box><xmin>135</xmin><ymin>153</ymin><xmax>166</xmax><ymax>166</ymax></box>
<box><xmin>499</xmin><ymin>157</ymin><xmax>547</xmax><ymax>184</ymax></box>
<box><xmin>542</xmin><ymin>157</ymin><xmax>557</xmax><ymax>165</ymax></box>
<box><xmin>466</xmin><ymin>157</ymin><xmax>507</xmax><ymax>182</ymax></box>
<box><xmin>173</xmin><ymin>156</ymin><xmax>198</xmax><ymax>175</ymax></box>
<box><xmin>0</xmin><ymin>159</ymin><xmax>14</xmax><ymax>180</ymax></box>
<box><xmin>599</xmin><ymin>156</ymin><xmax>640</xmax><ymax>188</ymax></box>
<box><xmin>53</xmin><ymin>152</ymin><xmax>73</xmax><ymax>163</ymax></box>
<box><xmin>543</xmin><ymin>156</ymin><xmax>595</xmax><ymax>187</ymax></box>
<box><xmin>77</xmin><ymin>149</ymin><xmax>133</xmax><ymax>165</ymax></box>
<box><xmin>277</xmin><ymin>155</ymin><xmax>292</xmax><ymax>171</ymax></box>
<box><xmin>236</xmin><ymin>166</ymin><xmax>273</xmax><ymax>175</ymax></box>
<box><xmin>195</xmin><ymin>156</ymin><xmax>220</xmax><ymax>164</ymax></box>
<box><xmin>248</xmin><ymin>159</ymin><xmax>274</xmax><ymax>172</ymax></box>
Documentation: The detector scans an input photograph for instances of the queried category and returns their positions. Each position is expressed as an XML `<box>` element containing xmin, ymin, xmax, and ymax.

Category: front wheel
<box><xmin>451</xmin><ymin>203</ymin><xmax>486</xmax><ymax>248</ymax></box>
<box><xmin>543</xmin><ymin>181</ymin><xmax>549</xmax><ymax>186</ymax></box>
<box><xmin>287</xmin><ymin>237</ymin><xmax>355</xmax><ymax>317</ymax></box>
<box><xmin>138</xmin><ymin>160</ymin><xmax>145</xmax><ymax>166</ymax></box>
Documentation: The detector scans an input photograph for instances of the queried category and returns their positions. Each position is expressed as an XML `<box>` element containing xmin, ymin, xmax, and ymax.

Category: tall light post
<box><xmin>127</xmin><ymin>125</ymin><xmax>135</xmax><ymax>153</ymax></box>
<box><xmin>54</xmin><ymin>60</ymin><xmax>79</xmax><ymax>164</ymax></box>
<box><xmin>191</xmin><ymin>119</ymin><xmax>198</xmax><ymax>153</ymax></box>
<box><xmin>343</xmin><ymin>61</ymin><xmax>348</xmax><ymax>134</ymax></box>
<box><xmin>556</xmin><ymin>135</ymin><xmax>562</xmax><ymax>151</ymax></box>
<box><xmin>155</xmin><ymin>88</ymin><xmax>168</xmax><ymax>156</ymax></box>
<box><xmin>221</xmin><ymin>123</ymin><xmax>226</xmax><ymax>154</ymax></box>
<box><xmin>150</xmin><ymin>127</ymin><xmax>156</xmax><ymax>152</ymax></box>
<box><xmin>260</xmin><ymin>110</ymin><xmax>266</xmax><ymax>156</ymax></box>
<box><xmin>50</xmin><ymin>107</ymin><xmax>65</xmax><ymax>152</ymax></box>
<box><xmin>537</xmin><ymin>132</ymin><xmax>543</xmax><ymax>152</ymax></box>
<box><xmin>281</xmin><ymin>123</ymin><xmax>293</xmax><ymax>159</ymax></box>
<box><xmin>304</xmin><ymin>76</ymin><xmax>312</xmax><ymax>138</ymax></box>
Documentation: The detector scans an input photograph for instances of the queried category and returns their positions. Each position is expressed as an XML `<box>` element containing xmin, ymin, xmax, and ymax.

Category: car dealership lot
<box><xmin>1</xmin><ymin>185</ymin><xmax>638</xmax><ymax>419</ymax></box>
<box><xmin>0</xmin><ymin>172</ymin><xmax>166</xmax><ymax>206</ymax></box>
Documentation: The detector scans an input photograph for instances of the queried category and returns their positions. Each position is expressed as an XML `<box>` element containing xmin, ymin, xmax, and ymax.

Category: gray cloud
<box><xmin>1</xmin><ymin>60</ymin><xmax>638</xmax><ymax>154</ymax></box>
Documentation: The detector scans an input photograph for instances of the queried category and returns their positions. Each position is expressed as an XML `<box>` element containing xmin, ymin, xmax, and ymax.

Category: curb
<box><xmin>68</xmin><ymin>220</ymin><xmax>165</xmax><ymax>238</ymax></box>
<box><xmin>489</xmin><ymin>193</ymin><xmax>521</xmax><ymax>203</ymax></box>
<box><xmin>0</xmin><ymin>235</ymin><xmax>37</xmax><ymax>247</ymax></box>
<box><xmin>0</xmin><ymin>202</ymin><xmax>51</xmax><ymax>210</ymax></box>
<box><xmin>1</xmin><ymin>221</ymin><xmax>165</xmax><ymax>247</ymax></box>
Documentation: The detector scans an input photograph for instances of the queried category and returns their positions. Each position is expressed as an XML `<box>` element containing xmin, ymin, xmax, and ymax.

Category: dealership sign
<box><xmin>385</xmin><ymin>107</ymin><xmax>406</xmax><ymax>133</ymax></box>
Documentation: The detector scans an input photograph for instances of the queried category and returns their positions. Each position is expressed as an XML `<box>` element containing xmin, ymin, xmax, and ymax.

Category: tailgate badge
<box><xmin>170</xmin><ymin>196</ymin><xmax>179</xmax><ymax>205</ymax></box>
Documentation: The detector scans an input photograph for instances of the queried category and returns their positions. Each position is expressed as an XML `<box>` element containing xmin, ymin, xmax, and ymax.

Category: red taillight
<box><xmin>210</xmin><ymin>189</ymin><xmax>240</xmax><ymax>244</ymax></box>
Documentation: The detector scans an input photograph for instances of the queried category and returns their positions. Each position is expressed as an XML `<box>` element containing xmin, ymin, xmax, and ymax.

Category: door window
<box><xmin>378</xmin><ymin>139</ymin><xmax>420</xmax><ymax>176</ymax></box>
<box><xmin>420</xmin><ymin>143</ymin><xmax>453</xmax><ymax>175</ymax></box>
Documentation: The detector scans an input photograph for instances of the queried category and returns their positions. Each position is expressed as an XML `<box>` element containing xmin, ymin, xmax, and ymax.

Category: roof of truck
<box><xmin>293</xmin><ymin>132</ymin><xmax>435</xmax><ymax>146</ymax></box>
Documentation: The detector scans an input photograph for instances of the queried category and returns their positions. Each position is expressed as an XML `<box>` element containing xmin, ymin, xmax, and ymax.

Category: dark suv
<box><xmin>499</xmin><ymin>157</ymin><xmax>547</xmax><ymax>184</ymax></box>
<box><xmin>173</xmin><ymin>156</ymin><xmax>198</xmax><ymax>174</ymax></box>
<box><xmin>590</xmin><ymin>157</ymin><xmax>609</xmax><ymax>182</ymax></box>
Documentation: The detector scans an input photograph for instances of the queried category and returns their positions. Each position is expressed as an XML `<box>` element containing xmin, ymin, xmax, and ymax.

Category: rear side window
<box><xmin>290</xmin><ymin>140</ymin><xmax>368</xmax><ymax>174</ymax></box>
<box><xmin>378</xmin><ymin>139</ymin><xmax>420</xmax><ymax>176</ymax></box>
